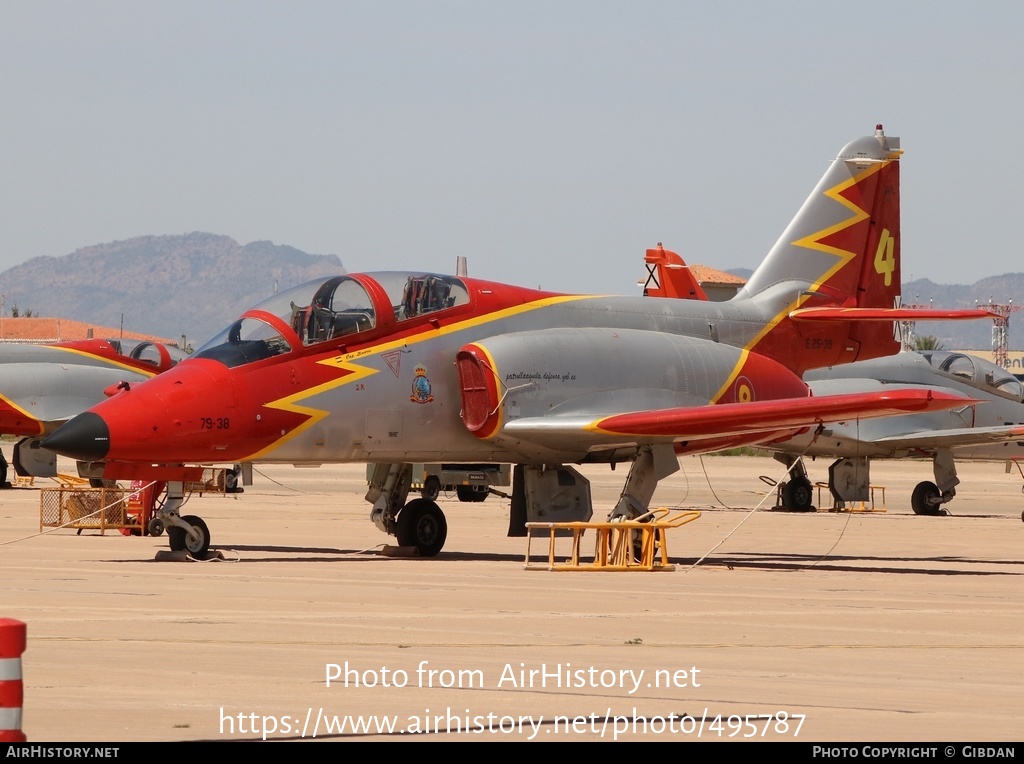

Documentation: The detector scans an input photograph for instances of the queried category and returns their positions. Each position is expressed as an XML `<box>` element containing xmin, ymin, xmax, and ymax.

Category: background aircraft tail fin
<box><xmin>641</xmin><ymin>244</ymin><xmax>708</xmax><ymax>301</ymax></box>
<box><xmin>738</xmin><ymin>125</ymin><xmax>904</xmax><ymax>373</ymax></box>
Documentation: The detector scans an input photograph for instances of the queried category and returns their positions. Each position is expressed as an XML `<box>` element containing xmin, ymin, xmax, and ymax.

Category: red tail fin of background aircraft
<box><xmin>641</xmin><ymin>244</ymin><xmax>708</xmax><ymax>301</ymax></box>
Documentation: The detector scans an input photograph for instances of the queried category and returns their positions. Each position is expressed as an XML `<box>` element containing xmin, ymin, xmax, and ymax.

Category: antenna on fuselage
<box><xmin>456</xmin><ymin>256</ymin><xmax>468</xmax><ymax>277</ymax></box>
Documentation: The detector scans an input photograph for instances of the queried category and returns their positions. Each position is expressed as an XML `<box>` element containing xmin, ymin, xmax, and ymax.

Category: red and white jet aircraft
<box><xmin>45</xmin><ymin>126</ymin><xmax>976</xmax><ymax>556</ymax></box>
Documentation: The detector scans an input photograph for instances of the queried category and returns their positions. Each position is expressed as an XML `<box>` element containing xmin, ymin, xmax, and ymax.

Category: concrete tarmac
<box><xmin>2</xmin><ymin>454</ymin><xmax>1022</xmax><ymax>742</ymax></box>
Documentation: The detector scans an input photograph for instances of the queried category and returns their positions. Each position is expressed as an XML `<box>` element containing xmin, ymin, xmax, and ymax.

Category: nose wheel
<box><xmin>147</xmin><ymin>517</ymin><xmax>165</xmax><ymax>537</ymax></box>
<box><xmin>167</xmin><ymin>515</ymin><xmax>211</xmax><ymax>557</ymax></box>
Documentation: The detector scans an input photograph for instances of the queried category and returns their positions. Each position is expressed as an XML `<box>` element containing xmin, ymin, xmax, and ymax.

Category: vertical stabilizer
<box><xmin>738</xmin><ymin>125</ymin><xmax>903</xmax><ymax>372</ymax></box>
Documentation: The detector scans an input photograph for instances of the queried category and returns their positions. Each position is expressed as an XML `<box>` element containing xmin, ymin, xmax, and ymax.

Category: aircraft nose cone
<box><xmin>42</xmin><ymin>412</ymin><xmax>111</xmax><ymax>461</ymax></box>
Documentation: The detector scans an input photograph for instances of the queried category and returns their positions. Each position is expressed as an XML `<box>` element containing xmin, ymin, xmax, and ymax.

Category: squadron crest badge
<box><xmin>411</xmin><ymin>364</ymin><xmax>434</xmax><ymax>404</ymax></box>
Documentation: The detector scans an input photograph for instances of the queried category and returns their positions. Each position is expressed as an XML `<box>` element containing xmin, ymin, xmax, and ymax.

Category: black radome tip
<box><xmin>42</xmin><ymin>412</ymin><xmax>111</xmax><ymax>461</ymax></box>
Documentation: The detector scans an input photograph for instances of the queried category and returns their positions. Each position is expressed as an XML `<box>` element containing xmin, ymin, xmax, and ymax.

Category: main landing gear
<box><xmin>910</xmin><ymin>480</ymin><xmax>946</xmax><ymax>516</ymax></box>
<box><xmin>910</xmin><ymin>450</ymin><xmax>957</xmax><ymax>515</ymax></box>
<box><xmin>771</xmin><ymin>454</ymin><xmax>816</xmax><ymax>511</ymax></box>
<box><xmin>777</xmin><ymin>450</ymin><xmax>958</xmax><ymax>515</ymax></box>
<box><xmin>368</xmin><ymin>463</ymin><xmax>448</xmax><ymax>557</ymax></box>
<box><xmin>396</xmin><ymin>499</ymin><xmax>448</xmax><ymax>557</ymax></box>
<box><xmin>366</xmin><ymin>448</ymin><xmax>681</xmax><ymax>558</ymax></box>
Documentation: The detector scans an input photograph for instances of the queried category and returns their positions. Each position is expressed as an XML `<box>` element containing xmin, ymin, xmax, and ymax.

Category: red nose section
<box><xmin>46</xmin><ymin>359</ymin><xmax>295</xmax><ymax>464</ymax></box>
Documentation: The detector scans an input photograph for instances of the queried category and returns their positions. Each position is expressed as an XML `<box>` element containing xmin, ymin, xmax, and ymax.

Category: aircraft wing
<box><xmin>500</xmin><ymin>389</ymin><xmax>974</xmax><ymax>452</ymax></box>
<box><xmin>868</xmin><ymin>423</ymin><xmax>1024</xmax><ymax>452</ymax></box>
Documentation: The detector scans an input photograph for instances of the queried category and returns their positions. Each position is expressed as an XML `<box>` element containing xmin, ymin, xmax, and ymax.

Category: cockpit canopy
<box><xmin>920</xmin><ymin>350</ymin><xmax>1023</xmax><ymax>401</ymax></box>
<box><xmin>193</xmin><ymin>272</ymin><xmax>470</xmax><ymax>368</ymax></box>
<box><xmin>103</xmin><ymin>339</ymin><xmax>188</xmax><ymax>370</ymax></box>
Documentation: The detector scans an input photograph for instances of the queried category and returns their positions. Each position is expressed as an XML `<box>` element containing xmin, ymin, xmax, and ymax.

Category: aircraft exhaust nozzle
<box><xmin>42</xmin><ymin>412</ymin><xmax>111</xmax><ymax>461</ymax></box>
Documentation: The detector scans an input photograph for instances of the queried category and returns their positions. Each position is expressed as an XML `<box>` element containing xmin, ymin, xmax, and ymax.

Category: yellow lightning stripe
<box><xmin>776</xmin><ymin>160</ymin><xmax>889</xmax><ymax>318</ymax></box>
<box><xmin>790</xmin><ymin>163</ymin><xmax>884</xmax><ymax>261</ymax></box>
<box><xmin>0</xmin><ymin>391</ymin><xmax>43</xmax><ymax>431</ymax></box>
<box><xmin>51</xmin><ymin>346</ymin><xmax>161</xmax><ymax>377</ymax></box>
<box><xmin>709</xmin><ymin>159</ymin><xmax>895</xmax><ymax>403</ymax></box>
<box><xmin>241</xmin><ymin>357</ymin><xmax>379</xmax><ymax>461</ymax></box>
<box><xmin>243</xmin><ymin>293</ymin><xmax>599</xmax><ymax>458</ymax></box>
<box><xmin>344</xmin><ymin>293</ymin><xmax>601</xmax><ymax>359</ymax></box>
<box><xmin>708</xmin><ymin>348</ymin><xmax>751</xmax><ymax>405</ymax></box>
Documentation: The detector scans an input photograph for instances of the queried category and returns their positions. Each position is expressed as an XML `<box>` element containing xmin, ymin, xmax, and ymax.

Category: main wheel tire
<box><xmin>167</xmin><ymin>515</ymin><xmax>211</xmax><ymax>556</ymax></box>
<box><xmin>911</xmin><ymin>481</ymin><xmax>942</xmax><ymax>516</ymax></box>
<box><xmin>421</xmin><ymin>476</ymin><xmax>441</xmax><ymax>501</ymax></box>
<box><xmin>782</xmin><ymin>477</ymin><xmax>814</xmax><ymax>512</ymax></box>
<box><xmin>456</xmin><ymin>485</ymin><xmax>488</xmax><ymax>503</ymax></box>
<box><xmin>396</xmin><ymin>499</ymin><xmax>448</xmax><ymax>557</ymax></box>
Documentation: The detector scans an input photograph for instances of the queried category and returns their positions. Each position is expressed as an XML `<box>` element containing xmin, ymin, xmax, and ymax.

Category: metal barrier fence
<box><xmin>39</xmin><ymin>487</ymin><xmax>139</xmax><ymax>535</ymax></box>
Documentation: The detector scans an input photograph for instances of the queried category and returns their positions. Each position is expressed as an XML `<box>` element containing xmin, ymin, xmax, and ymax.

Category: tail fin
<box><xmin>641</xmin><ymin>244</ymin><xmax>708</xmax><ymax>301</ymax></box>
<box><xmin>738</xmin><ymin>125</ymin><xmax>904</xmax><ymax>372</ymax></box>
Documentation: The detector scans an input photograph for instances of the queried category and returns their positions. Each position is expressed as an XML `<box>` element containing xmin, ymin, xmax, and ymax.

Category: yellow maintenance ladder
<box><xmin>524</xmin><ymin>508</ymin><xmax>700</xmax><ymax>572</ymax></box>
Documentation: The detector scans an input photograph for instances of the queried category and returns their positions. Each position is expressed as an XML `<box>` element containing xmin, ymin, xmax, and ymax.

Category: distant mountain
<box><xmin>0</xmin><ymin>233</ymin><xmax>344</xmax><ymax>345</ymax></box>
<box><xmin>2</xmin><ymin>234</ymin><xmax>1020</xmax><ymax>352</ymax></box>
<box><xmin>902</xmin><ymin>275</ymin><xmax>1024</xmax><ymax>351</ymax></box>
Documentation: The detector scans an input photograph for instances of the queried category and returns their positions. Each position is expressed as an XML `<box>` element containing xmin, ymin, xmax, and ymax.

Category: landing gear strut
<box><xmin>609</xmin><ymin>445</ymin><xmax>679</xmax><ymax>520</ymax></box>
<box><xmin>909</xmin><ymin>449</ymin><xmax>958</xmax><ymax>516</ymax></box>
<box><xmin>156</xmin><ymin>481</ymin><xmax>213</xmax><ymax>556</ymax></box>
<box><xmin>367</xmin><ymin>463</ymin><xmax>449</xmax><ymax>556</ymax></box>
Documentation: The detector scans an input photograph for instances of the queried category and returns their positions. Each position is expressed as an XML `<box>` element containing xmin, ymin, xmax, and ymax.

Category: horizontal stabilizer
<box><xmin>788</xmin><ymin>307</ymin><xmax>997</xmax><ymax>322</ymax></box>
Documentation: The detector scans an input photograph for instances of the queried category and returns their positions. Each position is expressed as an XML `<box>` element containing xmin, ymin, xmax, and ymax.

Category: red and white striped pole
<box><xmin>0</xmin><ymin>618</ymin><xmax>26</xmax><ymax>742</ymax></box>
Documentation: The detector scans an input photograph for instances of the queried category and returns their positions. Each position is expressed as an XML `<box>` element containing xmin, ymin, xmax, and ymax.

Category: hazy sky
<box><xmin>2</xmin><ymin>1</ymin><xmax>1021</xmax><ymax>296</ymax></box>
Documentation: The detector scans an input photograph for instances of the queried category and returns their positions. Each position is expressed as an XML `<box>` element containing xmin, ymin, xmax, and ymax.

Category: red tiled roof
<box><xmin>688</xmin><ymin>265</ymin><xmax>748</xmax><ymax>286</ymax></box>
<box><xmin>0</xmin><ymin>317</ymin><xmax>176</xmax><ymax>345</ymax></box>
